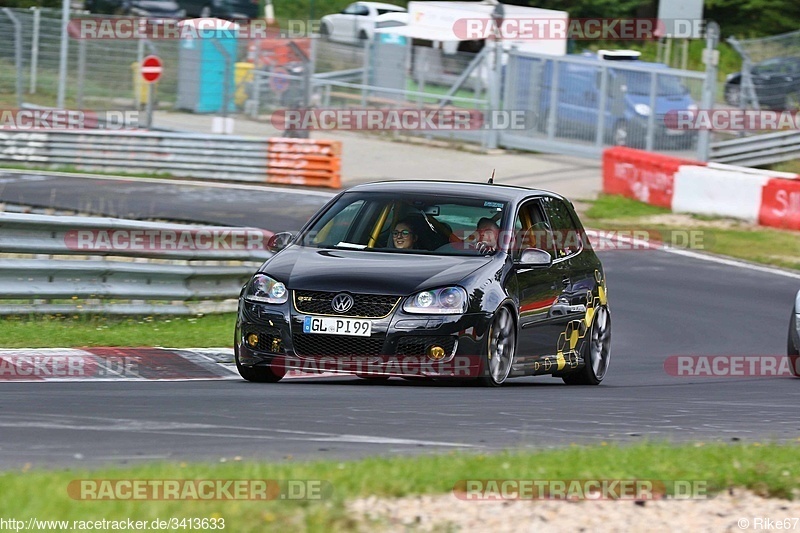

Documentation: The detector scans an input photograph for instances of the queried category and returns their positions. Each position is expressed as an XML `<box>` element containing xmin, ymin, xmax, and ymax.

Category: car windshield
<box><xmin>298</xmin><ymin>192</ymin><xmax>508</xmax><ymax>256</ymax></box>
<box><xmin>617</xmin><ymin>70</ymin><xmax>688</xmax><ymax>96</ymax></box>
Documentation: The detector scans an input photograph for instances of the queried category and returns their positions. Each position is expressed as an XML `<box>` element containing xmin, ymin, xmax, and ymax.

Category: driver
<box><xmin>475</xmin><ymin>217</ymin><xmax>500</xmax><ymax>252</ymax></box>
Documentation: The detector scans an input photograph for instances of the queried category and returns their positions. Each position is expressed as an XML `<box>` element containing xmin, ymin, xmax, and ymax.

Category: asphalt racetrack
<box><xmin>1</xmin><ymin>172</ymin><xmax>798</xmax><ymax>468</ymax></box>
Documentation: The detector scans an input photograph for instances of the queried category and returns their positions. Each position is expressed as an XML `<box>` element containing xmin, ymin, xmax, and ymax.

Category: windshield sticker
<box><xmin>484</xmin><ymin>201</ymin><xmax>504</xmax><ymax>209</ymax></box>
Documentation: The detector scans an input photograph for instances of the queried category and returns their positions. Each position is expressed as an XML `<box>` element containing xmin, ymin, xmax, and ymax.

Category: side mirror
<box><xmin>515</xmin><ymin>248</ymin><xmax>552</xmax><ymax>268</ymax></box>
<box><xmin>267</xmin><ymin>231</ymin><xmax>294</xmax><ymax>253</ymax></box>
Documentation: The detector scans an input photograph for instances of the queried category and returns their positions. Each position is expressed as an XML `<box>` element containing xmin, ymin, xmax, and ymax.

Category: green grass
<box><xmin>0</xmin><ymin>314</ymin><xmax>235</xmax><ymax>348</ymax></box>
<box><xmin>1</xmin><ymin>442</ymin><xmax>799</xmax><ymax>531</ymax></box>
<box><xmin>586</xmin><ymin>193</ymin><xmax>672</xmax><ymax>218</ymax></box>
<box><xmin>583</xmin><ymin>194</ymin><xmax>800</xmax><ymax>271</ymax></box>
<box><xmin>771</xmin><ymin>160</ymin><xmax>800</xmax><ymax>174</ymax></box>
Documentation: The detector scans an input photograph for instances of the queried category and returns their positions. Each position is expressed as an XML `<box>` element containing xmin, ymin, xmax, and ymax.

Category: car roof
<box><xmin>344</xmin><ymin>180</ymin><xmax>566</xmax><ymax>203</ymax></box>
<box><xmin>357</xmin><ymin>2</ymin><xmax>407</xmax><ymax>11</ymax></box>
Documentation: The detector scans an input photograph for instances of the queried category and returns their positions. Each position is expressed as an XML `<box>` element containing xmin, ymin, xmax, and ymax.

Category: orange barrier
<box><xmin>602</xmin><ymin>147</ymin><xmax>702</xmax><ymax>209</ymax></box>
<box><xmin>266</xmin><ymin>138</ymin><xmax>342</xmax><ymax>189</ymax></box>
<box><xmin>248</xmin><ymin>38</ymin><xmax>312</xmax><ymax>69</ymax></box>
<box><xmin>759</xmin><ymin>177</ymin><xmax>800</xmax><ymax>230</ymax></box>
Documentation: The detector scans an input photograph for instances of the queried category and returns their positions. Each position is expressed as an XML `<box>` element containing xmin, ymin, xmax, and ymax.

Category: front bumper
<box><xmin>235</xmin><ymin>298</ymin><xmax>493</xmax><ymax>379</ymax></box>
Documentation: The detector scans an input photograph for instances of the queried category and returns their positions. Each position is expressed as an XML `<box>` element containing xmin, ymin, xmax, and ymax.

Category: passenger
<box><xmin>392</xmin><ymin>220</ymin><xmax>418</xmax><ymax>249</ymax></box>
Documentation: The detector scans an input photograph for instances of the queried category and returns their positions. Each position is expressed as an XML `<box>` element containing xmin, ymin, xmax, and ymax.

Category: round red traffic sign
<box><xmin>141</xmin><ymin>55</ymin><xmax>163</xmax><ymax>83</ymax></box>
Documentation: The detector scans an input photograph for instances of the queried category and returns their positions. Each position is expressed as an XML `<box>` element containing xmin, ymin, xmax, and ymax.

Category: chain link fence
<box><xmin>502</xmin><ymin>51</ymin><xmax>706</xmax><ymax>157</ymax></box>
<box><xmin>727</xmin><ymin>30</ymin><xmax>800</xmax><ymax>111</ymax></box>
<box><xmin>1</xmin><ymin>8</ymin><xmax>721</xmax><ymax>161</ymax></box>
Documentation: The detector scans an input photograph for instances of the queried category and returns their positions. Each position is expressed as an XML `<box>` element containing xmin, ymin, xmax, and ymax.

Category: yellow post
<box><xmin>235</xmin><ymin>62</ymin><xmax>255</xmax><ymax>108</ymax></box>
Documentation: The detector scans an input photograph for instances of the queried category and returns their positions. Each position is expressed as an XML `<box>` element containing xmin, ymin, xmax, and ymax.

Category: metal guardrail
<box><xmin>0</xmin><ymin>130</ymin><xmax>343</xmax><ymax>187</ymax></box>
<box><xmin>709</xmin><ymin>130</ymin><xmax>800</xmax><ymax>166</ymax></box>
<box><xmin>0</xmin><ymin>130</ymin><xmax>269</xmax><ymax>182</ymax></box>
<box><xmin>0</xmin><ymin>212</ymin><xmax>272</xmax><ymax>315</ymax></box>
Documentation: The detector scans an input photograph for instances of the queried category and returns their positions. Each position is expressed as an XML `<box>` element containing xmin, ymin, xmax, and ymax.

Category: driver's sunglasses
<box><xmin>392</xmin><ymin>230</ymin><xmax>411</xmax><ymax>238</ymax></box>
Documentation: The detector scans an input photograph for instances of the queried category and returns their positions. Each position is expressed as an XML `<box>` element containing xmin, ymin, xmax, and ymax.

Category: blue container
<box><xmin>176</xmin><ymin>20</ymin><xmax>238</xmax><ymax>113</ymax></box>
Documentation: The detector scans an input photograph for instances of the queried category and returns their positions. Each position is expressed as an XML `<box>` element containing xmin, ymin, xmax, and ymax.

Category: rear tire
<box><xmin>789</xmin><ymin>313</ymin><xmax>799</xmax><ymax>378</ymax></box>
<box><xmin>563</xmin><ymin>306</ymin><xmax>610</xmax><ymax>385</ymax></box>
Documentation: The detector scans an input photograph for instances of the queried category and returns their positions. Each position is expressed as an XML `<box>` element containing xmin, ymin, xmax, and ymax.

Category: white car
<box><xmin>320</xmin><ymin>1</ymin><xmax>407</xmax><ymax>44</ymax></box>
<box><xmin>789</xmin><ymin>289</ymin><xmax>800</xmax><ymax>377</ymax></box>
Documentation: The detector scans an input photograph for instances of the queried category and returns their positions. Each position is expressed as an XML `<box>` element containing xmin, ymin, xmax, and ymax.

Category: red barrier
<box><xmin>602</xmin><ymin>147</ymin><xmax>703</xmax><ymax>209</ymax></box>
<box><xmin>759</xmin><ymin>177</ymin><xmax>800</xmax><ymax>230</ymax></box>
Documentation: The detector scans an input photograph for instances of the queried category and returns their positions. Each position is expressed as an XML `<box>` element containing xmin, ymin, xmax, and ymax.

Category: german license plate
<box><xmin>302</xmin><ymin>316</ymin><xmax>372</xmax><ymax>337</ymax></box>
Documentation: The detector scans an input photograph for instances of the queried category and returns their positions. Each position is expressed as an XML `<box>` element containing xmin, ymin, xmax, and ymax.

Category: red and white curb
<box><xmin>0</xmin><ymin>348</ymin><xmax>342</xmax><ymax>382</ymax></box>
<box><xmin>603</xmin><ymin>147</ymin><xmax>800</xmax><ymax>230</ymax></box>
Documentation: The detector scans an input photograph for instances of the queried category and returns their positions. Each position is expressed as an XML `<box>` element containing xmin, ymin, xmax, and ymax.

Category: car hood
<box><xmin>261</xmin><ymin>245</ymin><xmax>491</xmax><ymax>295</ymax></box>
<box><xmin>133</xmin><ymin>0</ymin><xmax>181</xmax><ymax>11</ymax></box>
<box><xmin>626</xmin><ymin>91</ymin><xmax>695</xmax><ymax>115</ymax></box>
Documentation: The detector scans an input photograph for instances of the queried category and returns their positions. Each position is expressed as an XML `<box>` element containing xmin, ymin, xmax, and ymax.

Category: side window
<box><xmin>513</xmin><ymin>199</ymin><xmax>556</xmax><ymax>260</ymax></box>
<box><xmin>541</xmin><ymin>197</ymin><xmax>582</xmax><ymax>258</ymax></box>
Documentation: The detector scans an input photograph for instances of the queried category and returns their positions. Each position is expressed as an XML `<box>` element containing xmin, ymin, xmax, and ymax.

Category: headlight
<box><xmin>634</xmin><ymin>103</ymin><xmax>651</xmax><ymax>116</ymax></box>
<box><xmin>245</xmin><ymin>274</ymin><xmax>288</xmax><ymax>304</ymax></box>
<box><xmin>403</xmin><ymin>287</ymin><xmax>468</xmax><ymax>315</ymax></box>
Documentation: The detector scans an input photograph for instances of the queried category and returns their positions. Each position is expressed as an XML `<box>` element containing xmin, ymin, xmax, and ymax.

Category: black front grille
<box><xmin>294</xmin><ymin>291</ymin><xmax>400</xmax><ymax>318</ymax></box>
<box><xmin>292</xmin><ymin>333</ymin><xmax>385</xmax><ymax>357</ymax></box>
<box><xmin>395</xmin><ymin>336</ymin><xmax>457</xmax><ymax>357</ymax></box>
<box><xmin>243</xmin><ymin>328</ymin><xmax>283</xmax><ymax>353</ymax></box>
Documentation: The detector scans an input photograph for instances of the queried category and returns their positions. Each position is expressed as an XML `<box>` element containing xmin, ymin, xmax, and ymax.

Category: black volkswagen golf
<box><xmin>235</xmin><ymin>181</ymin><xmax>610</xmax><ymax>386</ymax></box>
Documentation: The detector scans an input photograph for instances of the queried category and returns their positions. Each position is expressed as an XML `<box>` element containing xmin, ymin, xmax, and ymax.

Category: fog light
<box><xmin>427</xmin><ymin>345</ymin><xmax>446</xmax><ymax>360</ymax></box>
<box><xmin>246</xmin><ymin>333</ymin><xmax>259</xmax><ymax>347</ymax></box>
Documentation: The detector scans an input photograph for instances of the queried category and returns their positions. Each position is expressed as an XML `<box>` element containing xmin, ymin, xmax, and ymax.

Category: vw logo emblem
<box><xmin>331</xmin><ymin>293</ymin><xmax>354</xmax><ymax>313</ymax></box>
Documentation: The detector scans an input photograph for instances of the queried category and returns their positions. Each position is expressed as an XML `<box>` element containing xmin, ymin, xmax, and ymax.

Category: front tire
<box><xmin>725</xmin><ymin>83</ymin><xmax>741</xmax><ymax>107</ymax></box>
<box><xmin>319</xmin><ymin>22</ymin><xmax>331</xmax><ymax>38</ymax></box>
<box><xmin>234</xmin><ymin>344</ymin><xmax>284</xmax><ymax>383</ymax></box>
<box><xmin>612</xmin><ymin>120</ymin><xmax>628</xmax><ymax>146</ymax></box>
<box><xmin>477</xmin><ymin>307</ymin><xmax>516</xmax><ymax>387</ymax></box>
<box><xmin>563</xmin><ymin>306</ymin><xmax>611</xmax><ymax>385</ymax></box>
